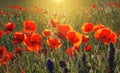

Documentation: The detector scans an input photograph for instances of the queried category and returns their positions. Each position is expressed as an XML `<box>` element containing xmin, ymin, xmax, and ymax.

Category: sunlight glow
<box><xmin>56</xmin><ymin>0</ymin><xmax>62</xmax><ymax>3</ymax></box>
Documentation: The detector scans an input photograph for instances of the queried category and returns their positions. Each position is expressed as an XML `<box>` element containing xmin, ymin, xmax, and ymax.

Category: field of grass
<box><xmin>0</xmin><ymin>0</ymin><xmax>120</xmax><ymax>73</ymax></box>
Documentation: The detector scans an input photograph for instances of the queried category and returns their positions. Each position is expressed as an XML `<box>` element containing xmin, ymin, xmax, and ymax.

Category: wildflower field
<box><xmin>0</xmin><ymin>0</ymin><xmax>120</xmax><ymax>73</ymax></box>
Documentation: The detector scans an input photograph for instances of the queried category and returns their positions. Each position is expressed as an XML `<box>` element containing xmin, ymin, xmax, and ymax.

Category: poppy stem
<box><xmin>82</xmin><ymin>53</ymin><xmax>88</xmax><ymax>73</ymax></box>
<box><xmin>108</xmin><ymin>42</ymin><xmax>116</xmax><ymax>73</ymax></box>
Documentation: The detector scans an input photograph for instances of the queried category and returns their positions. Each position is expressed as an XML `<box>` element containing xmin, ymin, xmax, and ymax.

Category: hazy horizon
<box><xmin>0</xmin><ymin>0</ymin><xmax>94</xmax><ymax>9</ymax></box>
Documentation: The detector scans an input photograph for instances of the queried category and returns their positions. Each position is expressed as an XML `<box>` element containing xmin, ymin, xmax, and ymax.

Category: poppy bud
<box><xmin>59</xmin><ymin>60</ymin><xmax>66</xmax><ymax>68</ymax></box>
<box><xmin>46</xmin><ymin>58</ymin><xmax>54</xmax><ymax>73</ymax></box>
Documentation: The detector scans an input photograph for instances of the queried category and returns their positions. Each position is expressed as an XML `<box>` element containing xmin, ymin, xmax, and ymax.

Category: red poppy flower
<box><xmin>104</xmin><ymin>31</ymin><xmax>117</xmax><ymax>45</ymax></box>
<box><xmin>24</xmin><ymin>7</ymin><xmax>29</xmax><ymax>12</ymax></box>
<box><xmin>7</xmin><ymin>5</ymin><xmax>12</xmax><ymax>8</ymax></box>
<box><xmin>21</xmin><ymin>69</ymin><xmax>25</xmax><ymax>73</ymax></box>
<box><xmin>85</xmin><ymin>45</ymin><xmax>92</xmax><ymax>52</ymax></box>
<box><xmin>0</xmin><ymin>57</ymin><xmax>7</xmax><ymax>66</ymax></box>
<box><xmin>17</xmin><ymin>5</ymin><xmax>22</xmax><ymax>10</ymax></box>
<box><xmin>113</xmin><ymin>2</ymin><xmax>117</xmax><ymax>6</ymax></box>
<box><xmin>13</xmin><ymin>32</ymin><xmax>24</xmax><ymax>45</ymax></box>
<box><xmin>108</xmin><ymin>3</ymin><xmax>112</xmax><ymax>7</ymax></box>
<box><xmin>57</xmin><ymin>24</ymin><xmax>72</xmax><ymax>40</ymax></box>
<box><xmin>94</xmin><ymin>28</ymin><xmax>112</xmax><ymax>42</ymax></box>
<box><xmin>0</xmin><ymin>29</ymin><xmax>3</xmax><ymax>37</ymax></box>
<box><xmin>1</xmin><ymin>11</ymin><xmax>5</xmax><ymax>16</ymax></box>
<box><xmin>81</xmin><ymin>34</ymin><xmax>89</xmax><ymax>44</ymax></box>
<box><xmin>13</xmin><ymin>6</ymin><xmax>17</xmax><ymax>10</ymax></box>
<box><xmin>0</xmin><ymin>46</ymin><xmax>8</xmax><ymax>57</ymax></box>
<box><xmin>35</xmin><ymin>10</ymin><xmax>40</xmax><ymax>14</ymax></box>
<box><xmin>92</xmin><ymin>5</ymin><xmax>96</xmax><ymax>8</ymax></box>
<box><xmin>8</xmin><ymin>12</ymin><xmax>13</xmax><ymax>16</ymax></box>
<box><xmin>94</xmin><ymin>24</ymin><xmax>106</xmax><ymax>32</ymax></box>
<box><xmin>14</xmin><ymin>47</ymin><xmax>23</xmax><ymax>55</ymax></box>
<box><xmin>47</xmin><ymin>38</ymin><xmax>62</xmax><ymax>50</ymax></box>
<box><xmin>0</xmin><ymin>51</ymin><xmax>13</xmax><ymax>66</ymax></box>
<box><xmin>24</xmin><ymin>33</ymin><xmax>42</xmax><ymax>52</ymax></box>
<box><xmin>23</xmin><ymin>20</ymin><xmax>37</xmax><ymax>33</ymax></box>
<box><xmin>50</xmin><ymin>19</ymin><xmax>60</xmax><ymax>28</ymax></box>
<box><xmin>66</xmin><ymin>30</ymin><xmax>82</xmax><ymax>47</ymax></box>
<box><xmin>66</xmin><ymin>48</ymin><xmax>77</xmax><ymax>56</ymax></box>
<box><xmin>94</xmin><ymin>28</ymin><xmax>117</xmax><ymax>45</ymax></box>
<box><xmin>5</xmin><ymin>22</ymin><xmax>16</xmax><ymax>34</ymax></box>
<box><xmin>7</xmin><ymin>52</ymin><xmax>13</xmax><ymax>61</ymax></box>
<box><xmin>110</xmin><ymin>32</ymin><xmax>117</xmax><ymax>43</ymax></box>
<box><xmin>118</xmin><ymin>5</ymin><xmax>120</xmax><ymax>8</ymax></box>
<box><xmin>82</xmin><ymin>23</ymin><xmax>94</xmax><ymax>34</ymax></box>
<box><xmin>42</xmin><ymin>29</ymin><xmax>51</xmax><ymax>37</ymax></box>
